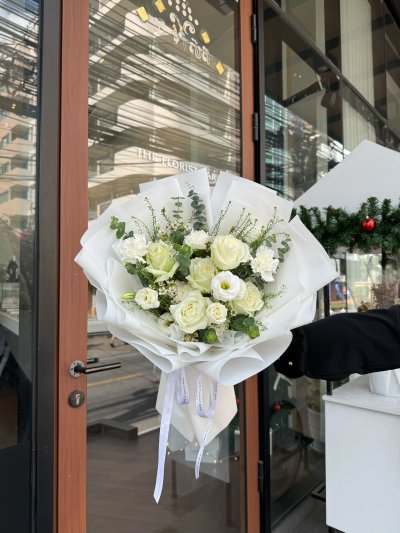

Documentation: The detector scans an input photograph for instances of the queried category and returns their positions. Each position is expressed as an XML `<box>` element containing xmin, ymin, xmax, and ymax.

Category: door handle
<box><xmin>69</xmin><ymin>359</ymin><xmax>121</xmax><ymax>378</ymax></box>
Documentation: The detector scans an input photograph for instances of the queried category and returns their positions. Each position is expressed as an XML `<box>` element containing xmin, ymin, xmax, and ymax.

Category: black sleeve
<box><xmin>274</xmin><ymin>306</ymin><xmax>400</xmax><ymax>380</ymax></box>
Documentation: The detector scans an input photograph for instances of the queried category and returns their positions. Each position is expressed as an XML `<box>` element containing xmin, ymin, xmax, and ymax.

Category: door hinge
<box><xmin>252</xmin><ymin>112</ymin><xmax>259</xmax><ymax>142</ymax></box>
<box><xmin>258</xmin><ymin>459</ymin><xmax>264</xmax><ymax>494</ymax></box>
<box><xmin>251</xmin><ymin>13</ymin><xmax>257</xmax><ymax>44</ymax></box>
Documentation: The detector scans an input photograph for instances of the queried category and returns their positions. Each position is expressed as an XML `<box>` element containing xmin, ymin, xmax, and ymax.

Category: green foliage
<box><xmin>170</xmin><ymin>229</ymin><xmax>185</xmax><ymax>245</ymax></box>
<box><xmin>158</xmin><ymin>294</ymin><xmax>173</xmax><ymax>313</ymax></box>
<box><xmin>188</xmin><ymin>188</ymin><xmax>207</xmax><ymax>230</ymax></box>
<box><xmin>230</xmin><ymin>314</ymin><xmax>260</xmax><ymax>339</ymax></box>
<box><xmin>175</xmin><ymin>244</ymin><xmax>192</xmax><ymax>277</ymax></box>
<box><xmin>125</xmin><ymin>262</ymin><xmax>155</xmax><ymax>287</ymax></box>
<box><xmin>277</xmin><ymin>237</ymin><xmax>291</xmax><ymax>262</ymax></box>
<box><xmin>110</xmin><ymin>216</ymin><xmax>126</xmax><ymax>239</ymax></box>
<box><xmin>295</xmin><ymin>197</ymin><xmax>400</xmax><ymax>255</ymax></box>
<box><xmin>171</xmin><ymin>196</ymin><xmax>184</xmax><ymax>221</ymax></box>
<box><xmin>198</xmin><ymin>327</ymin><xmax>218</xmax><ymax>344</ymax></box>
<box><xmin>231</xmin><ymin>262</ymin><xmax>253</xmax><ymax>279</ymax></box>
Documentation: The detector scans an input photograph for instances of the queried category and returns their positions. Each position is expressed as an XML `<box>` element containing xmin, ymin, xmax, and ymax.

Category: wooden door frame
<box><xmin>239</xmin><ymin>2</ymin><xmax>261</xmax><ymax>533</ymax></box>
<box><xmin>57</xmin><ymin>1</ymin><xmax>89</xmax><ymax>532</ymax></box>
<box><xmin>56</xmin><ymin>1</ymin><xmax>260</xmax><ymax>532</ymax></box>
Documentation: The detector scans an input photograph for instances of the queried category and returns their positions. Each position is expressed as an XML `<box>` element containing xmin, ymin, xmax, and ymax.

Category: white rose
<box><xmin>211</xmin><ymin>271</ymin><xmax>246</xmax><ymax>302</ymax></box>
<box><xmin>119</xmin><ymin>234</ymin><xmax>148</xmax><ymax>264</ymax></box>
<box><xmin>251</xmin><ymin>246</ymin><xmax>279</xmax><ymax>282</ymax></box>
<box><xmin>186</xmin><ymin>257</ymin><xmax>216</xmax><ymax>294</ymax></box>
<box><xmin>134</xmin><ymin>287</ymin><xmax>160</xmax><ymax>309</ymax></box>
<box><xmin>210</xmin><ymin>235</ymin><xmax>250</xmax><ymax>270</ymax></box>
<box><xmin>170</xmin><ymin>291</ymin><xmax>208</xmax><ymax>333</ymax></box>
<box><xmin>145</xmin><ymin>241</ymin><xmax>179</xmax><ymax>283</ymax></box>
<box><xmin>206</xmin><ymin>302</ymin><xmax>228</xmax><ymax>325</ymax></box>
<box><xmin>229</xmin><ymin>281</ymin><xmax>264</xmax><ymax>316</ymax></box>
<box><xmin>184</xmin><ymin>230</ymin><xmax>210</xmax><ymax>250</ymax></box>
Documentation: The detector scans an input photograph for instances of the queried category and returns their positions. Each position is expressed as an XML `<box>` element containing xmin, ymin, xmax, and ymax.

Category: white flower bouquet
<box><xmin>75</xmin><ymin>169</ymin><xmax>337</xmax><ymax>501</ymax></box>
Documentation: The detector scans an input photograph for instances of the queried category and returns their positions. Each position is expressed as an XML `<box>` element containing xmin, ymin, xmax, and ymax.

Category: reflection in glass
<box><xmin>342</xmin><ymin>82</ymin><xmax>400</xmax><ymax>151</ymax></box>
<box><xmin>275</xmin><ymin>0</ymin><xmax>341</xmax><ymax>67</ymax></box>
<box><xmin>87</xmin><ymin>2</ymin><xmax>241</xmax><ymax>531</ymax></box>
<box><xmin>385</xmin><ymin>5</ymin><xmax>400</xmax><ymax>134</ymax></box>
<box><xmin>264</xmin><ymin>8</ymin><xmax>344</xmax><ymax>200</ymax></box>
<box><xmin>0</xmin><ymin>1</ymin><xmax>39</xmax><ymax>454</ymax></box>
<box><xmin>340</xmin><ymin>0</ymin><xmax>375</xmax><ymax>105</ymax></box>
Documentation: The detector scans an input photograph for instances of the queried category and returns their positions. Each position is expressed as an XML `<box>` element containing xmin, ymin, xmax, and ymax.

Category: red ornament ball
<box><xmin>273</xmin><ymin>402</ymin><xmax>282</xmax><ymax>413</ymax></box>
<box><xmin>361</xmin><ymin>217</ymin><xmax>376</xmax><ymax>232</ymax></box>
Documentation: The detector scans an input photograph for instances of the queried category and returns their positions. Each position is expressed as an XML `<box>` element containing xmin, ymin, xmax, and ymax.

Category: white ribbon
<box><xmin>153</xmin><ymin>370</ymin><xmax>177</xmax><ymax>503</ymax></box>
<box><xmin>176</xmin><ymin>367</ymin><xmax>189</xmax><ymax>405</ymax></box>
<box><xmin>195</xmin><ymin>374</ymin><xmax>218</xmax><ymax>479</ymax></box>
<box><xmin>153</xmin><ymin>369</ymin><xmax>218</xmax><ymax>501</ymax></box>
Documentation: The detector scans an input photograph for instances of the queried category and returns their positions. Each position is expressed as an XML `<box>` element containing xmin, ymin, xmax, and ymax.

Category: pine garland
<box><xmin>294</xmin><ymin>197</ymin><xmax>400</xmax><ymax>255</ymax></box>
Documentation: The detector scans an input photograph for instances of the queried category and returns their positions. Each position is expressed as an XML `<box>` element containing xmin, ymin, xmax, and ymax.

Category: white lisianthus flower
<box><xmin>170</xmin><ymin>291</ymin><xmax>208</xmax><ymax>333</ymax></box>
<box><xmin>186</xmin><ymin>257</ymin><xmax>216</xmax><ymax>294</ymax></box>
<box><xmin>119</xmin><ymin>234</ymin><xmax>148</xmax><ymax>264</ymax></box>
<box><xmin>145</xmin><ymin>241</ymin><xmax>179</xmax><ymax>283</ymax></box>
<box><xmin>229</xmin><ymin>281</ymin><xmax>264</xmax><ymax>316</ymax></box>
<box><xmin>134</xmin><ymin>287</ymin><xmax>160</xmax><ymax>310</ymax></box>
<box><xmin>250</xmin><ymin>246</ymin><xmax>279</xmax><ymax>282</ymax></box>
<box><xmin>206</xmin><ymin>302</ymin><xmax>228</xmax><ymax>325</ymax></box>
<box><xmin>184</xmin><ymin>230</ymin><xmax>210</xmax><ymax>250</ymax></box>
<box><xmin>210</xmin><ymin>235</ymin><xmax>250</xmax><ymax>270</ymax></box>
<box><xmin>211</xmin><ymin>271</ymin><xmax>246</xmax><ymax>302</ymax></box>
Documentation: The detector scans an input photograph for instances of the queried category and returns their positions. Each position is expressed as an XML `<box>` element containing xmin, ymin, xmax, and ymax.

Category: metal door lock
<box><xmin>69</xmin><ymin>390</ymin><xmax>85</xmax><ymax>408</ymax></box>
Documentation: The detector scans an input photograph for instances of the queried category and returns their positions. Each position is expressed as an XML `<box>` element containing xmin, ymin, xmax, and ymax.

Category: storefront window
<box><xmin>0</xmin><ymin>1</ymin><xmax>40</xmax><ymax>531</ymax></box>
<box><xmin>263</xmin><ymin>1</ymin><xmax>400</xmax><ymax>528</ymax></box>
<box><xmin>87</xmin><ymin>2</ymin><xmax>241</xmax><ymax>531</ymax></box>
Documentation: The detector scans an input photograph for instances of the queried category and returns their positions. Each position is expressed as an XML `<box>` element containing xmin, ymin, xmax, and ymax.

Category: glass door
<box><xmin>259</xmin><ymin>1</ymin><xmax>342</xmax><ymax>529</ymax></box>
<box><xmin>0</xmin><ymin>2</ymin><xmax>40</xmax><ymax>531</ymax></box>
<box><xmin>86</xmin><ymin>2</ymin><xmax>243</xmax><ymax>531</ymax></box>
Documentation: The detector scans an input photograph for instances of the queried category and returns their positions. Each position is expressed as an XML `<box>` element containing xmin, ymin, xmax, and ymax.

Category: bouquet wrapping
<box><xmin>75</xmin><ymin>169</ymin><xmax>337</xmax><ymax>500</ymax></box>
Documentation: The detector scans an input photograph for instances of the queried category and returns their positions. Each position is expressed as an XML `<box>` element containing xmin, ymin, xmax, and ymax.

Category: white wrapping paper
<box><xmin>75</xmin><ymin>170</ymin><xmax>337</xmax><ymax>499</ymax></box>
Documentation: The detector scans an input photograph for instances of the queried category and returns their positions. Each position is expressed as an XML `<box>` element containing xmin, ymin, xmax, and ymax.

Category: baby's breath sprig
<box><xmin>250</xmin><ymin>208</ymin><xmax>280</xmax><ymax>251</ymax></box>
<box><xmin>161</xmin><ymin>207</ymin><xmax>173</xmax><ymax>230</ymax></box>
<box><xmin>130</xmin><ymin>216</ymin><xmax>153</xmax><ymax>239</ymax></box>
<box><xmin>263</xmin><ymin>284</ymin><xmax>286</xmax><ymax>309</ymax></box>
<box><xmin>144</xmin><ymin>197</ymin><xmax>159</xmax><ymax>240</ymax></box>
<box><xmin>182</xmin><ymin>332</ymin><xmax>198</xmax><ymax>342</ymax></box>
<box><xmin>121</xmin><ymin>297</ymin><xmax>161</xmax><ymax>318</ymax></box>
<box><xmin>230</xmin><ymin>209</ymin><xmax>258</xmax><ymax>242</ymax></box>
<box><xmin>210</xmin><ymin>201</ymin><xmax>232</xmax><ymax>236</ymax></box>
